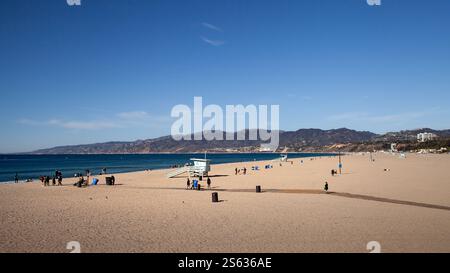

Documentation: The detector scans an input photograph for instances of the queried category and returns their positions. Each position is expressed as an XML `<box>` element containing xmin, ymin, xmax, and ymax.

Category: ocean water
<box><xmin>0</xmin><ymin>153</ymin><xmax>335</xmax><ymax>183</ymax></box>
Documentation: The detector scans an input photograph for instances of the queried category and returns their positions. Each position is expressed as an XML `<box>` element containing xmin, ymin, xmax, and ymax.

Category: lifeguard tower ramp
<box><xmin>166</xmin><ymin>158</ymin><xmax>211</xmax><ymax>178</ymax></box>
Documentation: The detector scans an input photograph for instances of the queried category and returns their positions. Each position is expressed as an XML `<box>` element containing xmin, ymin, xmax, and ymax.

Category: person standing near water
<box><xmin>14</xmin><ymin>173</ymin><xmax>19</xmax><ymax>183</ymax></box>
<box><xmin>207</xmin><ymin>177</ymin><xmax>211</xmax><ymax>189</ymax></box>
<box><xmin>186</xmin><ymin>178</ymin><xmax>190</xmax><ymax>190</ymax></box>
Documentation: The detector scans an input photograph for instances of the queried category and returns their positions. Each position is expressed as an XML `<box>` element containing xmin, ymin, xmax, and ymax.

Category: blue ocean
<box><xmin>0</xmin><ymin>153</ymin><xmax>335</xmax><ymax>183</ymax></box>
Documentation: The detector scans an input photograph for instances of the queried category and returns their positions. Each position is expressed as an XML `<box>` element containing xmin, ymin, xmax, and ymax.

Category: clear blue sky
<box><xmin>1</xmin><ymin>0</ymin><xmax>449</xmax><ymax>153</ymax></box>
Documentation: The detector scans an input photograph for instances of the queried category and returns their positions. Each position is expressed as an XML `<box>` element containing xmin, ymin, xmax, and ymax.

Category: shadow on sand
<box><xmin>132</xmin><ymin>186</ymin><xmax>450</xmax><ymax>212</ymax></box>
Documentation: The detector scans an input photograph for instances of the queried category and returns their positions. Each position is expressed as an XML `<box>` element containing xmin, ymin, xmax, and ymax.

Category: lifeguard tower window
<box><xmin>190</xmin><ymin>158</ymin><xmax>211</xmax><ymax>177</ymax></box>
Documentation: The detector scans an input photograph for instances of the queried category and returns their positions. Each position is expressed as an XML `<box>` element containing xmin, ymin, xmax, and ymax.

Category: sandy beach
<box><xmin>0</xmin><ymin>152</ymin><xmax>449</xmax><ymax>253</ymax></box>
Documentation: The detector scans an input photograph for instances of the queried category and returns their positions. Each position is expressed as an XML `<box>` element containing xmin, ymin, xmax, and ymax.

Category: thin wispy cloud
<box><xmin>287</xmin><ymin>94</ymin><xmax>312</xmax><ymax>101</ymax></box>
<box><xmin>117</xmin><ymin>111</ymin><xmax>150</xmax><ymax>120</ymax></box>
<box><xmin>51</xmin><ymin>120</ymin><xmax>120</xmax><ymax>130</ymax></box>
<box><xmin>200</xmin><ymin>22</ymin><xmax>225</xmax><ymax>46</ymax></box>
<box><xmin>18</xmin><ymin>111</ymin><xmax>170</xmax><ymax>131</ymax></box>
<box><xmin>327</xmin><ymin>108</ymin><xmax>442</xmax><ymax>124</ymax></box>
<box><xmin>201</xmin><ymin>36</ymin><xmax>225</xmax><ymax>46</ymax></box>
<box><xmin>202</xmin><ymin>22</ymin><xmax>223</xmax><ymax>32</ymax></box>
<box><xmin>19</xmin><ymin>118</ymin><xmax>121</xmax><ymax>130</ymax></box>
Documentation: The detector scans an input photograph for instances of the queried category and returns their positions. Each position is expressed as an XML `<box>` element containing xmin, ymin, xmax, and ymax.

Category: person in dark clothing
<box><xmin>14</xmin><ymin>173</ymin><xmax>19</xmax><ymax>183</ymax></box>
<box><xmin>186</xmin><ymin>178</ymin><xmax>190</xmax><ymax>190</ymax></box>
<box><xmin>324</xmin><ymin>181</ymin><xmax>329</xmax><ymax>193</ymax></box>
<box><xmin>243</xmin><ymin>167</ymin><xmax>247</xmax><ymax>175</ymax></box>
<box><xmin>52</xmin><ymin>176</ymin><xmax>56</xmax><ymax>186</ymax></box>
<box><xmin>331</xmin><ymin>169</ymin><xmax>335</xmax><ymax>176</ymax></box>
<box><xmin>45</xmin><ymin>176</ymin><xmax>50</xmax><ymax>187</ymax></box>
<box><xmin>76</xmin><ymin>177</ymin><xmax>84</xmax><ymax>187</ymax></box>
<box><xmin>58</xmin><ymin>175</ymin><xmax>63</xmax><ymax>186</ymax></box>
<box><xmin>235</xmin><ymin>168</ymin><xmax>238</xmax><ymax>175</ymax></box>
<box><xmin>207</xmin><ymin>177</ymin><xmax>211</xmax><ymax>189</ymax></box>
<box><xmin>111</xmin><ymin>175</ymin><xmax>115</xmax><ymax>185</ymax></box>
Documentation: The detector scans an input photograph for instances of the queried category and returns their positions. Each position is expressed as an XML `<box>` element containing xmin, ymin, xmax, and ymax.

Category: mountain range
<box><xmin>29</xmin><ymin>128</ymin><xmax>450</xmax><ymax>154</ymax></box>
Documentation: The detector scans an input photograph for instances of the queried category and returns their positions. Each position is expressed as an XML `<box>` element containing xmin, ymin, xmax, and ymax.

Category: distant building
<box><xmin>417</xmin><ymin>132</ymin><xmax>437</xmax><ymax>143</ymax></box>
<box><xmin>259</xmin><ymin>147</ymin><xmax>273</xmax><ymax>152</ymax></box>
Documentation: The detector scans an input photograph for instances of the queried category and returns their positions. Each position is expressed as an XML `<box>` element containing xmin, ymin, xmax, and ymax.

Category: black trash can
<box><xmin>212</xmin><ymin>192</ymin><xmax>219</xmax><ymax>203</ymax></box>
<box><xmin>197</xmin><ymin>184</ymin><xmax>201</xmax><ymax>191</ymax></box>
<box><xmin>105</xmin><ymin>177</ymin><xmax>112</xmax><ymax>185</ymax></box>
<box><xmin>256</xmin><ymin>185</ymin><xmax>262</xmax><ymax>193</ymax></box>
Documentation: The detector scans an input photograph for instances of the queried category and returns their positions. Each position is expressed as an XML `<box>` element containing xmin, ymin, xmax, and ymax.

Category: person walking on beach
<box><xmin>58</xmin><ymin>175</ymin><xmax>63</xmax><ymax>186</ymax></box>
<box><xmin>207</xmin><ymin>177</ymin><xmax>211</xmax><ymax>190</ymax></box>
<box><xmin>85</xmin><ymin>170</ymin><xmax>91</xmax><ymax>186</ymax></box>
<box><xmin>235</xmin><ymin>168</ymin><xmax>238</xmax><ymax>175</ymax></box>
<box><xmin>14</xmin><ymin>173</ymin><xmax>19</xmax><ymax>183</ymax></box>
<box><xmin>45</xmin><ymin>176</ymin><xmax>50</xmax><ymax>187</ymax></box>
<box><xmin>324</xmin><ymin>181</ymin><xmax>329</xmax><ymax>193</ymax></box>
<box><xmin>52</xmin><ymin>176</ymin><xmax>56</xmax><ymax>186</ymax></box>
<box><xmin>243</xmin><ymin>167</ymin><xmax>247</xmax><ymax>175</ymax></box>
<box><xmin>186</xmin><ymin>178</ymin><xmax>190</xmax><ymax>190</ymax></box>
<box><xmin>111</xmin><ymin>175</ymin><xmax>115</xmax><ymax>185</ymax></box>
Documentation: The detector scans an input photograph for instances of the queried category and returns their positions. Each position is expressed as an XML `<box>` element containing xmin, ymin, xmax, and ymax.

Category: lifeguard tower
<box><xmin>166</xmin><ymin>158</ymin><xmax>211</xmax><ymax>178</ymax></box>
<box><xmin>271</xmin><ymin>153</ymin><xmax>288</xmax><ymax>162</ymax></box>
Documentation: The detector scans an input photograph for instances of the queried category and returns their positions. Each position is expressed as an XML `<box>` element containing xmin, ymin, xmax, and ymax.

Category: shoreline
<box><xmin>0</xmin><ymin>152</ymin><xmax>338</xmax><ymax>184</ymax></box>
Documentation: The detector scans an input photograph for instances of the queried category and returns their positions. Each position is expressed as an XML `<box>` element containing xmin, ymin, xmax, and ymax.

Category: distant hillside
<box><xmin>31</xmin><ymin>128</ymin><xmax>377</xmax><ymax>154</ymax></box>
<box><xmin>373</xmin><ymin>128</ymin><xmax>450</xmax><ymax>142</ymax></box>
<box><xmin>279</xmin><ymin>128</ymin><xmax>377</xmax><ymax>149</ymax></box>
<box><xmin>30</xmin><ymin>128</ymin><xmax>450</xmax><ymax>154</ymax></box>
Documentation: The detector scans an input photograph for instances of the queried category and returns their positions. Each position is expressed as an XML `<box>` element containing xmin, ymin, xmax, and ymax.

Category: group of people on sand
<box><xmin>40</xmin><ymin>170</ymin><xmax>63</xmax><ymax>187</ymax></box>
<box><xmin>13</xmin><ymin>173</ymin><xmax>33</xmax><ymax>183</ymax></box>
<box><xmin>186</xmin><ymin>177</ymin><xmax>211</xmax><ymax>190</ymax></box>
<box><xmin>74</xmin><ymin>172</ymin><xmax>115</xmax><ymax>188</ymax></box>
<box><xmin>234</xmin><ymin>167</ymin><xmax>247</xmax><ymax>175</ymax></box>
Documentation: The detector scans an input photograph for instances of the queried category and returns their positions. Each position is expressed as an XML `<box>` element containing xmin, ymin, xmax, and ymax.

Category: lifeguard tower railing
<box><xmin>166</xmin><ymin>158</ymin><xmax>211</xmax><ymax>178</ymax></box>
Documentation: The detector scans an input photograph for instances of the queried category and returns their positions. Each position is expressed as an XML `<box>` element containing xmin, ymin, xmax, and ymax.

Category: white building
<box><xmin>391</xmin><ymin>143</ymin><xmax>398</xmax><ymax>152</ymax></box>
<box><xmin>417</xmin><ymin>132</ymin><xmax>437</xmax><ymax>142</ymax></box>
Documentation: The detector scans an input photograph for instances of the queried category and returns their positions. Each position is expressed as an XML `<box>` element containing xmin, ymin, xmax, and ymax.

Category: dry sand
<box><xmin>0</xmin><ymin>152</ymin><xmax>449</xmax><ymax>253</ymax></box>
